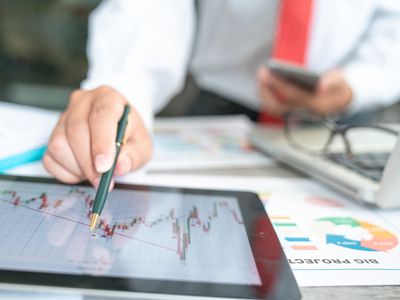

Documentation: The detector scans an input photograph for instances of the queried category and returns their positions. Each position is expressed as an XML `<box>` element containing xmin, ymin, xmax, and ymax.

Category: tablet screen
<box><xmin>0</xmin><ymin>179</ymin><xmax>259</xmax><ymax>284</ymax></box>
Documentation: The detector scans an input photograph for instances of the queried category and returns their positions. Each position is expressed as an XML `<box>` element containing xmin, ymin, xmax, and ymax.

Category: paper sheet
<box><xmin>0</xmin><ymin>102</ymin><xmax>59</xmax><ymax>171</ymax></box>
<box><xmin>149</xmin><ymin>116</ymin><xmax>274</xmax><ymax>170</ymax></box>
<box><xmin>0</xmin><ymin>290</ymin><xmax>82</xmax><ymax>300</ymax></box>
<box><xmin>122</xmin><ymin>174</ymin><xmax>400</xmax><ymax>287</ymax></box>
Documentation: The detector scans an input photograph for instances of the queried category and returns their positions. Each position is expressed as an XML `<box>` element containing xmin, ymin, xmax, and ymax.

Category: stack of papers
<box><xmin>0</xmin><ymin>102</ymin><xmax>59</xmax><ymax>172</ymax></box>
<box><xmin>149</xmin><ymin>116</ymin><xmax>274</xmax><ymax>171</ymax></box>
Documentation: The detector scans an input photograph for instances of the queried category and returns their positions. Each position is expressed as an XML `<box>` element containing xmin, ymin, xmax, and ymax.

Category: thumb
<box><xmin>258</xmin><ymin>67</ymin><xmax>271</xmax><ymax>85</ymax></box>
<box><xmin>318</xmin><ymin>70</ymin><xmax>342</xmax><ymax>93</ymax></box>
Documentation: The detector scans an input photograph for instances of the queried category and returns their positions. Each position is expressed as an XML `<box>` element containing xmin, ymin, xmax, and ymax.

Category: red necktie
<box><xmin>259</xmin><ymin>0</ymin><xmax>314</xmax><ymax>125</ymax></box>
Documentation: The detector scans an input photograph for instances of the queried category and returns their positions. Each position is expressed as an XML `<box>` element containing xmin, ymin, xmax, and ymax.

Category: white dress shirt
<box><xmin>82</xmin><ymin>0</ymin><xmax>400</xmax><ymax>129</ymax></box>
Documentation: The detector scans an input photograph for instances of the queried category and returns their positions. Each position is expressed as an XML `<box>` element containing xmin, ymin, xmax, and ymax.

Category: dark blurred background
<box><xmin>0</xmin><ymin>0</ymin><xmax>100</xmax><ymax>110</ymax></box>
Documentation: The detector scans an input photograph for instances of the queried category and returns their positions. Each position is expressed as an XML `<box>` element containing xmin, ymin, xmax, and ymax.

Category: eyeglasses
<box><xmin>284</xmin><ymin>111</ymin><xmax>399</xmax><ymax>157</ymax></box>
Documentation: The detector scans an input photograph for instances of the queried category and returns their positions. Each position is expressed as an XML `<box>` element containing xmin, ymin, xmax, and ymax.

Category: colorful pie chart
<box><xmin>315</xmin><ymin>217</ymin><xmax>398</xmax><ymax>252</ymax></box>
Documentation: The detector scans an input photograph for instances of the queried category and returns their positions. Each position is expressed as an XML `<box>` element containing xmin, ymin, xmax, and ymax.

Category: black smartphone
<box><xmin>267</xmin><ymin>59</ymin><xmax>320</xmax><ymax>92</ymax></box>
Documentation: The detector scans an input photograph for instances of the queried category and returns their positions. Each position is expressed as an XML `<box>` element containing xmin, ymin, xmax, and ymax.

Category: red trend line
<box><xmin>0</xmin><ymin>198</ymin><xmax>176</xmax><ymax>253</ymax></box>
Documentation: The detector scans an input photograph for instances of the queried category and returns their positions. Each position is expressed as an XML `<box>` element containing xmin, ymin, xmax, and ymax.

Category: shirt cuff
<box><xmin>342</xmin><ymin>64</ymin><xmax>393</xmax><ymax>115</ymax></box>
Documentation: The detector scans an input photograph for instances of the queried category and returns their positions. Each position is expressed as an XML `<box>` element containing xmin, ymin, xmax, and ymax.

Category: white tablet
<box><xmin>0</xmin><ymin>175</ymin><xmax>300</xmax><ymax>299</ymax></box>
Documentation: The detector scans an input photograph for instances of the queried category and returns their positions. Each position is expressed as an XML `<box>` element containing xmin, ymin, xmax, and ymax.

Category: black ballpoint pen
<box><xmin>89</xmin><ymin>105</ymin><xmax>130</xmax><ymax>231</ymax></box>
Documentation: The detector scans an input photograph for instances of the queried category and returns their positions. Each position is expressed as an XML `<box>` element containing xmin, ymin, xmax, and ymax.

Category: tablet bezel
<box><xmin>0</xmin><ymin>175</ymin><xmax>301</xmax><ymax>300</ymax></box>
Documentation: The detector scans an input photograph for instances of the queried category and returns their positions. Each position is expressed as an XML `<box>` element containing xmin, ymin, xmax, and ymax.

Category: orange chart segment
<box><xmin>316</xmin><ymin>217</ymin><xmax>398</xmax><ymax>252</ymax></box>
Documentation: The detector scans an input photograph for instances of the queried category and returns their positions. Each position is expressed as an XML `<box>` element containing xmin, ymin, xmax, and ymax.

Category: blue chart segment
<box><xmin>315</xmin><ymin>217</ymin><xmax>398</xmax><ymax>252</ymax></box>
<box><xmin>0</xmin><ymin>180</ymin><xmax>260</xmax><ymax>285</ymax></box>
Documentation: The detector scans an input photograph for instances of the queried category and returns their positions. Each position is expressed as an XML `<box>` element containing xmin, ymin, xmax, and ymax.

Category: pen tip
<box><xmin>90</xmin><ymin>213</ymin><xmax>99</xmax><ymax>231</ymax></box>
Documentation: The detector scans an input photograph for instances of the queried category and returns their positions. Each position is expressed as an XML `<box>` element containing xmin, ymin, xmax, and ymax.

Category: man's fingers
<box><xmin>114</xmin><ymin>140</ymin><xmax>152</xmax><ymax>176</ymax></box>
<box><xmin>46</xmin><ymin>114</ymin><xmax>83</xmax><ymax>178</ymax></box>
<box><xmin>318</xmin><ymin>69</ymin><xmax>342</xmax><ymax>92</ymax></box>
<box><xmin>260</xmin><ymin>67</ymin><xmax>317</xmax><ymax>111</ymax></box>
<box><xmin>312</xmin><ymin>70</ymin><xmax>352</xmax><ymax>114</ymax></box>
<box><xmin>258</xmin><ymin>67</ymin><xmax>271</xmax><ymax>85</ymax></box>
<box><xmin>268</xmin><ymin>74</ymin><xmax>313</xmax><ymax>105</ymax></box>
<box><xmin>44</xmin><ymin>86</ymin><xmax>154</xmax><ymax>185</ymax></box>
<box><xmin>65</xmin><ymin>93</ymin><xmax>99</xmax><ymax>186</ymax></box>
<box><xmin>43</xmin><ymin>153</ymin><xmax>83</xmax><ymax>184</ymax></box>
<box><xmin>114</xmin><ymin>151</ymin><xmax>133</xmax><ymax>176</ymax></box>
<box><xmin>261</xmin><ymin>89</ymin><xmax>290</xmax><ymax>116</ymax></box>
<box><xmin>89</xmin><ymin>90</ymin><xmax>126</xmax><ymax>173</ymax></box>
<box><xmin>258</xmin><ymin>69</ymin><xmax>290</xmax><ymax>116</ymax></box>
<box><xmin>114</xmin><ymin>116</ymin><xmax>153</xmax><ymax>176</ymax></box>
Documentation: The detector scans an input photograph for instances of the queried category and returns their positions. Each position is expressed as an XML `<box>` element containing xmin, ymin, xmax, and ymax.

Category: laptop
<box><xmin>250</xmin><ymin>125</ymin><xmax>400</xmax><ymax>208</ymax></box>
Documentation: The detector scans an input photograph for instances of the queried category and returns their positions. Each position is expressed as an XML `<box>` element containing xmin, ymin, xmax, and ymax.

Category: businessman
<box><xmin>43</xmin><ymin>0</ymin><xmax>400</xmax><ymax>186</ymax></box>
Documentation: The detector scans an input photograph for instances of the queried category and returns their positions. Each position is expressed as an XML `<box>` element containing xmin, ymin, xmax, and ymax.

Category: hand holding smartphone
<box><xmin>266</xmin><ymin>59</ymin><xmax>320</xmax><ymax>92</ymax></box>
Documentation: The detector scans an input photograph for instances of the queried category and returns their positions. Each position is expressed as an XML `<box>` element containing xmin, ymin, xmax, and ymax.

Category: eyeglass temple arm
<box><xmin>339</xmin><ymin>124</ymin><xmax>398</xmax><ymax>157</ymax></box>
<box><xmin>341</xmin><ymin>124</ymin><xmax>399</xmax><ymax>136</ymax></box>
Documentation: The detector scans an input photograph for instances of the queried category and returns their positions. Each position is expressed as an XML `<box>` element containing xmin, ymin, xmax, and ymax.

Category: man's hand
<box><xmin>258</xmin><ymin>67</ymin><xmax>353</xmax><ymax>117</ymax></box>
<box><xmin>43</xmin><ymin>86</ymin><xmax>153</xmax><ymax>187</ymax></box>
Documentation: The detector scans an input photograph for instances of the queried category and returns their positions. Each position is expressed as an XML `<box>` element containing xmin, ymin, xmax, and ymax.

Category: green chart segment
<box><xmin>316</xmin><ymin>217</ymin><xmax>398</xmax><ymax>252</ymax></box>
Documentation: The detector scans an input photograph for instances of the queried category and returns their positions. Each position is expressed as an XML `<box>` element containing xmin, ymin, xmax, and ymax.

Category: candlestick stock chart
<box><xmin>0</xmin><ymin>180</ymin><xmax>260</xmax><ymax>285</ymax></box>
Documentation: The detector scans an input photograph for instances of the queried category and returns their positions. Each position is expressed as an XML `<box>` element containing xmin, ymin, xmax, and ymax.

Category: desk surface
<box><xmin>82</xmin><ymin>286</ymin><xmax>400</xmax><ymax>300</ymax></box>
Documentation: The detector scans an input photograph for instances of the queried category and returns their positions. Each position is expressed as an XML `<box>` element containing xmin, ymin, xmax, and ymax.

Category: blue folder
<box><xmin>0</xmin><ymin>145</ymin><xmax>47</xmax><ymax>173</ymax></box>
